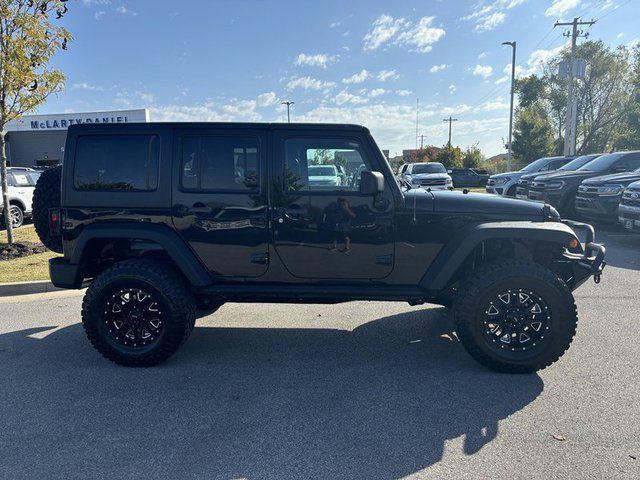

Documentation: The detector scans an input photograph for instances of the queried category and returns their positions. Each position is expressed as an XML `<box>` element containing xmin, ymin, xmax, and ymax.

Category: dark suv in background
<box><xmin>486</xmin><ymin>156</ymin><xmax>572</xmax><ymax>197</ymax></box>
<box><xmin>528</xmin><ymin>151</ymin><xmax>640</xmax><ymax>217</ymax></box>
<box><xmin>575</xmin><ymin>164</ymin><xmax>640</xmax><ymax>222</ymax></box>
<box><xmin>448</xmin><ymin>168</ymin><xmax>490</xmax><ymax>188</ymax></box>
<box><xmin>515</xmin><ymin>155</ymin><xmax>597</xmax><ymax>200</ymax></box>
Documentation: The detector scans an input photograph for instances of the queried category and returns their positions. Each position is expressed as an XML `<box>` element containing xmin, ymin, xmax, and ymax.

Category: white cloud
<box><xmin>545</xmin><ymin>0</ymin><xmax>581</xmax><ymax>17</ymax></box>
<box><xmin>473</xmin><ymin>64</ymin><xmax>493</xmax><ymax>79</ymax></box>
<box><xmin>377</xmin><ymin>70</ymin><xmax>400</xmax><ymax>81</ymax></box>
<box><xmin>429</xmin><ymin>64</ymin><xmax>449</xmax><ymax>73</ymax></box>
<box><xmin>396</xmin><ymin>89</ymin><xmax>413</xmax><ymax>96</ymax></box>
<box><xmin>82</xmin><ymin>0</ymin><xmax>111</xmax><ymax>5</ymax></box>
<box><xmin>295</xmin><ymin>53</ymin><xmax>337</xmax><ymax>69</ymax></box>
<box><xmin>342</xmin><ymin>69</ymin><xmax>371</xmax><ymax>84</ymax></box>
<box><xmin>476</xmin><ymin>98</ymin><xmax>510</xmax><ymax>111</ymax></box>
<box><xmin>71</xmin><ymin>82</ymin><xmax>104</xmax><ymax>91</ymax></box>
<box><xmin>116</xmin><ymin>6</ymin><xmax>128</xmax><ymax>14</ymax></box>
<box><xmin>617</xmin><ymin>32</ymin><xmax>624</xmax><ymax>39</ymax></box>
<box><xmin>449</xmin><ymin>84</ymin><xmax>457</xmax><ymax>94</ymax></box>
<box><xmin>93</xmin><ymin>10</ymin><xmax>105</xmax><ymax>20</ymax></box>
<box><xmin>138</xmin><ymin>92</ymin><xmax>154</xmax><ymax>103</ymax></box>
<box><xmin>464</xmin><ymin>0</ymin><xmax>526</xmax><ymax>32</ymax></box>
<box><xmin>257</xmin><ymin>92</ymin><xmax>278</xmax><ymax>107</ymax></box>
<box><xmin>334</xmin><ymin>91</ymin><xmax>369</xmax><ymax>105</ymax></box>
<box><xmin>369</xmin><ymin>88</ymin><xmax>386</xmax><ymax>97</ymax></box>
<box><xmin>286</xmin><ymin>76</ymin><xmax>336</xmax><ymax>91</ymax></box>
<box><xmin>151</xmin><ymin>100</ymin><xmax>262</xmax><ymax>123</ymax></box>
<box><xmin>440</xmin><ymin>104</ymin><xmax>472</xmax><ymax>115</ymax></box>
<box><xmin>363</xmin><ymin>14</ymin><xmax>445</xmax><ymax>53</ymax></box>
<box><xmin>478</xmin><ymin>51</ymin><xmax>488</xmax><ymax>59</ymax></box>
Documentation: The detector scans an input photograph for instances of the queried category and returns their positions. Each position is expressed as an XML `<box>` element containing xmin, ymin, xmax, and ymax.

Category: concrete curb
<box><xmin>0</xmin><ymin>280</ymin><xmax>63</xmax><ymax>297</ymax></box>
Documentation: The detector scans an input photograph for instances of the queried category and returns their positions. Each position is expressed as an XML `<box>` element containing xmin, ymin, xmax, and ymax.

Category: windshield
<box><xmin>308</xmin><ymin>165</ymin><xmax>337</xmax><ymax>176</ymax></box>
<box><xmin>578</xmin><ymin>152</ymin><xmax>626</xmax><ymax>171</ymax></box>
<box><xmin>559</xmin><ymin>155</ymin><xmax>599</xmax><ymax>171</ymax></box>
<box><xmin>520</xmin><ymin>157</ymin><xmax>554</xmax><ymax>172</ymax></box>
<box><xmin>412</xmin><ymin>163</ymin><xmax>446</xmax><ymax>174</ymax></box>
<box><xmin>27</xmin><ymin>171</ymin><xmax>42</xmax><ymax>184</ymax></box>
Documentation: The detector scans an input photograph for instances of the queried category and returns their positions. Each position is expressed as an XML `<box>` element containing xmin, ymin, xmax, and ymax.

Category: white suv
<box><xmin>1</xmin><ymin>167</ymin><xmax>42</xmax><ymax>229</ymax></box>
<box><xmin>398</xmin><ymin>162</ymin><xmax>453</xmax><ymax>190</ymax></box>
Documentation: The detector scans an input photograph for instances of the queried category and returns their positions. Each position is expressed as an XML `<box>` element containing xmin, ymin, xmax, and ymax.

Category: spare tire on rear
<box><xmin>33</xmin><ymin>165</ymin><xmax>63</xmax><ymax>253</ymax></box>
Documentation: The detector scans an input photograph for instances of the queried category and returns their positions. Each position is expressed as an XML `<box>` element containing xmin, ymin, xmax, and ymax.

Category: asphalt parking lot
<box><xmin>0</xmin><ymin>227</ymin><xmax>638</xmax><ymax>480</ymax></box>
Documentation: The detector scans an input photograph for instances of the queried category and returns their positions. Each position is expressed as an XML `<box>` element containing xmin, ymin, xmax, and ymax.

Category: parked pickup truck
<box><xmin>33</xmin><ymin>122</ymin><xmax>605</xmax><ymax>374</ymax></box>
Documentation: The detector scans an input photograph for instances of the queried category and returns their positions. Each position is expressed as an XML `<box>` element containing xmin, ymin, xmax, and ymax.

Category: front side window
<box><xmin>284</xmin><ymin>138</ymin><xmax>370</xmax><ymax>192</ymax></box>
<box><xmin>74</xmin><ymin>135</ymin><xmax>159</xmax><ymax>191</ymax></box>
<box><xmin>181</xmin><ymin>135</ymin><xmax>259</xmax><ymax>191</ymax></box>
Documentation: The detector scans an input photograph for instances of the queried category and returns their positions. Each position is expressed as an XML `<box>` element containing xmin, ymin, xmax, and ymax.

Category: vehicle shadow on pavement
<box><xmin>0</xmin><ymin>307</ymin><xmax>543</xmax><ymax>480</ymax></box>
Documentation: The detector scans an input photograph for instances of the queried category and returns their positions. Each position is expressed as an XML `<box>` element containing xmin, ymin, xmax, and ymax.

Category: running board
<box><xmin>196</xmin><ymin>284</ymin><xmax>430</xmax><ymax>304</ymax></box>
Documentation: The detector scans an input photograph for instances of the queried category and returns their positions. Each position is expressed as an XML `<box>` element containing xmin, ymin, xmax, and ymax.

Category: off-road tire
<box><xmin>453</xmin><ymin>260</ymin><xmax>578</xmax><ymax>374</ymax></box>
<box><xmin>32</xmin><ymin>166</ymin><xmax>63</xmax><ymax>253</ymax></box>
<box><xmin>81</xmin><ymin>260</ymin><xmax>196</xmax><ymax>367</ymax></box>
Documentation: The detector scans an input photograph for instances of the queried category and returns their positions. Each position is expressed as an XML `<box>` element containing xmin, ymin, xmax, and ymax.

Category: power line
<box><xmin>442</xmin><ymin>116</ymin><xmax>458</xmax><ymax>147</ymax></box>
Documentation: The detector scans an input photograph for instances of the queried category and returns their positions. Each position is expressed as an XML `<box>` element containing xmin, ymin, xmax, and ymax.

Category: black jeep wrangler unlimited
<box><xmin>35</xmin><ymin>123</ymin><xmax>605</xmax><ymax>373</ymax></box>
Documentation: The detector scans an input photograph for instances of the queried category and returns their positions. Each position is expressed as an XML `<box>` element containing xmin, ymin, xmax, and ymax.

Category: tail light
<box><xmin>49</xmin><ymin>208</ymin><xmax>62</xmax><ymax>236</ymax></box>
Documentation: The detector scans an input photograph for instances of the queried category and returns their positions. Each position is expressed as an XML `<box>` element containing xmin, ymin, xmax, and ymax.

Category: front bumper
<box><xmin>560</xmin><ymin>220</ymin><xmax>606</xmax><ymax>285</ymax></box>
<box><xmin>49</xmin><ymin>257</ymin><xmax>84</xmax><ymax>289</ymax></box>
<box><xmin>486</xmin><ymin>185</ymin><xmax>505</xmax><ymax>195</ymax></box>
<box><xmin>574</xmin><ymin>194</ymin><xmax>621</xmax><ymax>221</ymax></box>
<box><xmin>618</xmin><ymin>204</ymin><xmax>640</xmax><ymax>231</ymax></box>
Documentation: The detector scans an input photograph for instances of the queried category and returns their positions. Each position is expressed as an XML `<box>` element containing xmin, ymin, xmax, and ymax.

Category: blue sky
<box><xmin>40</xmin><ymin>0</ymin><xmax>639</xmax><ymax>157</ymax></box>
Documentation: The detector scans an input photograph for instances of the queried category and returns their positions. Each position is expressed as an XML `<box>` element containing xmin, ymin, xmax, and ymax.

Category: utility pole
<box><xmin>415</xmin><ymin>98</ymin><xmax>419</xmax><ymax>150</ymax></box>
<box><xmin>442</xmin><ymin>116</ymin><xmax>458</xmax><ymax>148</ymax></box>
<box><xmin>418</xmin><ymin>134</ymin><xmax>425</xmax><ymax>150</ymax></box>
<box><xmin>281</xmin><ymin>101</ymin><xmax>294</xmax><ymax>123</ymax></box>
<box><xmin>502</xmin><ymin>41</ymin><xmax>516</xmax><ymax>172</ymax></box>
<box><xmin>554</xmin><ymin>17</ymin><xmax>595</xmax><ymax>156</ymax></box>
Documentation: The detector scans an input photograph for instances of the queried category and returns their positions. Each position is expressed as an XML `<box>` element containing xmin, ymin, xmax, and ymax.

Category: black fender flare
<box><xmin>70</xmin><ymin>223</ymin><xmax>211</xmax><ymax>287</ymax></box>
<box><xmin>420</xmin><ymin>221</ymin><xmax>579</xmax><ymax>291</ymax></box>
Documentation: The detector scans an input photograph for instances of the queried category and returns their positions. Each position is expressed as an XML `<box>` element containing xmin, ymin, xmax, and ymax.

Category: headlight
<box><xmin>546</xmin><ymin>181</ymin><xmax>565</xmax><ymax>190</ymax></box>
<box><xmin>446</xmin><ymin>178</ymin><xmax>452</xmax><ymax>184</ymax></box>
<box><xmin>596</xmin><ymin>184</ymin><xmax>623</xmax><ymax>196</ymax></box>
<box><xmin>493</xmin><ymin>177</ymin><xmax>510</xmax><ymax>186</ymax></box>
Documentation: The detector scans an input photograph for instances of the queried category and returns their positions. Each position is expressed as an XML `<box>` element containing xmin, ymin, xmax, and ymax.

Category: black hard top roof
<box><xmin>67</xmin><ymin>122</ymin><xmax>370</xmax><ymax>132</ymax></box>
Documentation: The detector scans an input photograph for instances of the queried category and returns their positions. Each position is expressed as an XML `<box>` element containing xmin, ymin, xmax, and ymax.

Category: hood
<box><xmin>535</xmin><ymin>170</ymin><xmax>601</xmax><ymax>181</ymax></box>
<box><xmin>490</xmin><ymin>171</ymin><xmax>520</xmax><ymax>179</ymax></box>
<box><xmin>404</xmin><ymin>189</ymin><xmax>547</xmax><ymax>218</ymax></box>
<box><xmin>582</xmin><ymin>171</ymin><xmax>640</xmax><ymax>185</ymax></box>
<box><xmin>628</xmin><ymin>180</ymin><xmax>640</xmax><ymax>189</ymax></box>
<box><xmin>520</xmin><ymin>170</ymin><xmax>558</xmax><ymax>181</ymax></box>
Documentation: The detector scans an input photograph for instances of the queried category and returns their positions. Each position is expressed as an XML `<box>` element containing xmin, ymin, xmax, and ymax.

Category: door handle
<box><xmin>188</xmin><ymin>202</ymin><xmax>211</xmax><ymax>213</ymax></box>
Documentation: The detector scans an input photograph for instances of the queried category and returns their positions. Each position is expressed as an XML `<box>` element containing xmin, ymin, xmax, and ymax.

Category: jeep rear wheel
<box><xmin>32</xmin><ymin>165</ymin><xmax>63</xmax><ymax>253</ymax></box>
<box><xmin>81</xmin><ymin>260</ymin><xmax>196</xmax><ymax>367</ymax></box>
<box><xmin>453</xmin><ymin>260</ymin><xmax>577</xmax><ymax>373</ymax></box>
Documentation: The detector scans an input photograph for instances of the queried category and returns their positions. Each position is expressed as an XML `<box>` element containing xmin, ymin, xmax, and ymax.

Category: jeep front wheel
<box><xmin>453</xmin><ymin>260</ymin><xmax>578</xmax><ymax>373</ymax></box>
<box><xmin>81</xmin><ymin>260</ymin><xmax>196</xmax><ymax>367</ymax></box>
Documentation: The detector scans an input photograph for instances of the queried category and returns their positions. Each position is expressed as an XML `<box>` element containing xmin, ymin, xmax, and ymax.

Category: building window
<box><xmin>181</xmin><ymin>136</ymin><xmax>259</xmax><ymax>191</ymax></box>
<box><xmin>74</xmin><ymin>134</ymin><xmax>159</xmax><ymax>191</ymax></box>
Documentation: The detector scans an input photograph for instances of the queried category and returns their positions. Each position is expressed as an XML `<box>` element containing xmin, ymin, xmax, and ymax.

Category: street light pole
<box><xmin>502</xmin><ymin>41</ymin><xmax>516</xmax><ymax>172</ymax></box>
<box><xmin>281</xmin><ymin>101</ymin><xmax>294</xmax><ymax>123</ymax></box>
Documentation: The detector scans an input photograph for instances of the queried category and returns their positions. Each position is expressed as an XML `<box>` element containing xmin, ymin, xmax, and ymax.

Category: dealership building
<box><xmin>4</xmin><ymin>109</ymin><xmax>149</xmax><ymax>168</ymax></box>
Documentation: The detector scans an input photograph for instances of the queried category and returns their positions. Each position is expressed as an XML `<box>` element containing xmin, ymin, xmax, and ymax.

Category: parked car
<box><xmin>528</xmin><ymin>151</ymin><xmax>640</xmax><ymax>217</ymax></box>
<box><xmin>0</xmin><ymin>167</ymin><xmax>41</xmax><ymax>229</ymax></box>
<box><xmin>618</xmin><ymin>180</ymin><xmax>640</xmax><ymax>231</ymax></box>
<box><xmin>486</xmin><ymin>156</ymin><xmax>573</xmax><ymax>197</ymax></box>
<box><xmin>515</xmin><ymin>155</ymin><xmax>596</xmax><ymax>200</ymax></box>
<box><xmin>308</xmin><ymin>164</ymin><xmax>342</xmax><ymax>188</ymax></box>
<box><xmin>575</xmin><ymin>167</ymin><xmax>640</xmax><ymax>222</ymax></box>
<box><xmin>35</xmin><ymin>122</ymin><xmax>605</xmax><ymax>373</ymax></box>
<box><xmin>399</xmin><ymin>162</ymin><xmax>453</xmax><ymax>190</ymax></box>
<box><xmin>448</xmin><ymin>168</ymin><xmax>490</xmax><ymax>188</ymax></box>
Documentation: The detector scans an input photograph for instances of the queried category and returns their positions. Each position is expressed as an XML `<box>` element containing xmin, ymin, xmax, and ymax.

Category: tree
<box><xmin>462</xmin><ymin>143</ymin><xmax>484</xmax><ymax>169</ymax></box>
<box><xmin>435</xmin><ymin>145</ymin><xmax>463</xmax><ymax>169</ymax></box>
<box><xmin>512</xmin><ymin>104</ymin><xmax>555</xmax><ymax>165</ymax></box>
<box><xmin>0</xmin><ymin>0</ymin><xmax>71</xmax><ymax>244</ymax></box>
<box><xmin>515</xmin><ymin>75</ymin><xmax>546</xmax><ymax>108</ymax></box>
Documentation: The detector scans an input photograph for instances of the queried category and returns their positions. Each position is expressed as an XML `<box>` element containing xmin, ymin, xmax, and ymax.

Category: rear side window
<box><xmin>180</xmin><ymin>135</ymin><xmax>259</xmax><ymax>191</ymax></box>
<box><xmin>74</xmin><ymin>135</ymin><xmax>159</xmax><ymax>191</ymax></box>
<box><xmin>10</xmin><ymin>173</ymin><xmax>32</xmax><ymax>187</ymax></box>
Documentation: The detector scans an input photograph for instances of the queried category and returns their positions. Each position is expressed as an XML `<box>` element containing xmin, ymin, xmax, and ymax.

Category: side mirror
<box><xmin>360</xmin><ymin>170</ymin><xmax>384</xmax><ymax>195</ymax></box>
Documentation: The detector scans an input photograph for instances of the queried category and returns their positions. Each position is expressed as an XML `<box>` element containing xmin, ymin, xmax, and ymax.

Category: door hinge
<box><xmin>250</xmin><ymin>253</ymin><xmax>269</xmax><ymax>265</ymax></box>
<box><xmin>375</xmin><ymin>254</ymin><xmax>393</xmax><ymax>266</ymax></box>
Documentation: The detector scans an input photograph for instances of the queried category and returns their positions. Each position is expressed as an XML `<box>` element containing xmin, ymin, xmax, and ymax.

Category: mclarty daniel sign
<box><xmin>5</xmin><ymin>109</ymin><xmax>149</xmax><ymax>131</ymax></box>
